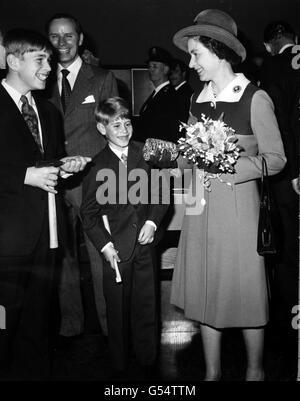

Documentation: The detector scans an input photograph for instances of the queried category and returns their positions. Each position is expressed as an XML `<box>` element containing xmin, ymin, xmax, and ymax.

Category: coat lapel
<box><xmin>127</xmin><ymin>142</ymin><xmax>143</xmax><ymax>172</ymax></box>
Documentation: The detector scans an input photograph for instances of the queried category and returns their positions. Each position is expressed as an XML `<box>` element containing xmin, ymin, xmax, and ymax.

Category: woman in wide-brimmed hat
<box><xmin>170</xmin><ymin>9</ymin><xmax>286</xmax><ymax>381</ymax></box>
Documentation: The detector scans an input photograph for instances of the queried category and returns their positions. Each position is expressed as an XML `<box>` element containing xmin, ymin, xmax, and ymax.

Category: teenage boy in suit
<box><xmin>81</xmin><ymin>97</ymin><xmax>169</xmax><ymax>374</ymax></box>
<box><xmin>0</xmin><ymin>29</ymin><xmax>90</xmax><ymax>379</ymax></box>
<box><xmin>46</xmin><ymin>13</ymin><xmax>119</xmax><ymax>337</ymax></box>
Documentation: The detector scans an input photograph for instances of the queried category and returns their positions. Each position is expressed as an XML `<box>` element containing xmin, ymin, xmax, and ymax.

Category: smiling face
<box><xmin>48</xmin><ymin>18</ymin><xmax>83</xmax><ymax>68</ymax></box>
<box><xmin>8</xmin><ymin>49</ymin><xmax>51</xmax><ymax>93</ymax></box>
<box><xmin>97</xmin><ymin>116</ymin><xmax>133</xmax><ymax>151</ymax></box>
<box><xmin>188</xmin><ymin>38</ymin><xmax>221</xmax><ymax>82</ymax></box>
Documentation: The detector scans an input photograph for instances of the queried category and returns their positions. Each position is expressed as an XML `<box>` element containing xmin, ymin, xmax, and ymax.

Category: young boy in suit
<box><xmin>0</xmin><ymin>28</ymin><xmax>90</xmax><ymax>379</ymax></box>
<box><xmin>81</xmin><ymin>97</ymin><xmax>169</xmax><ymax>374</ymax></box>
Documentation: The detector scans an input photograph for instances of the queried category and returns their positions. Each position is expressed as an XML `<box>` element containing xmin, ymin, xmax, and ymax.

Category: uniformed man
<box><xmin>137</xmin><ymin>46</ymin><xmax>179</xmax><ymax>142</ymax></box>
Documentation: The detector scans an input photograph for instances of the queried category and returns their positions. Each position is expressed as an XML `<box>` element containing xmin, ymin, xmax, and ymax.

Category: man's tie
<box><xmin>61</xmin><ymin>69</ymin><xmax>71</xmax><ymax>112</ymax></box>
<box><xmin>20</xmin><ymin>95</ymin><xmax>43</xmax><ymax>154</ymax></box>
<box><xmin>140</xmin><ymin>90</ymin><xmax>155</xmax><ymax>114</ymax></box>
<box><xmin>120</xmin><ymin>153</ymin><xmax>128</xmax><ymax>167</ymax></box>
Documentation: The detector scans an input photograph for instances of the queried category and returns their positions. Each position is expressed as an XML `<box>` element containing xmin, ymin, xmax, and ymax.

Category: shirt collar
<box><xmin>175</xmin><ymin>80</ymin><xmax>187</xmax><ymax>91</ymax></box>
<box><xmin>278</xmin><ymin>43</ymin><xmax>294</xmax><ymax>54</ymax></box>
<box><xmin>57</xmin><ymin>56</ymin><xmax>83</xmax><ymax>77</ymax></box>
<box><xmin>1</xmin><ymin>78</ymin><xmax>34</xmax><ymax>108</ymax></box>
<box><xmin>154</xmin><ymin>80</ymin><xmax>169</xmax><ymax>95</ymax></box>
<box><xmin>196</xmin><ymin>73</ymin><xmax>250</xmax><ymax>104</ymax></box>
<box><xmin>109</xmin><ymin>144</ymin><xmax>128</xmax><ymax>160</ymax></box>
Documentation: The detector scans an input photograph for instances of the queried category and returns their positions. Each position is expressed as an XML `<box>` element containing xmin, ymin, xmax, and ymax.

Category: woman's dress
<box><xmin>170</xmin><ymin>74</ymin><xmax>286</xmax><ymax>328</ymax></box>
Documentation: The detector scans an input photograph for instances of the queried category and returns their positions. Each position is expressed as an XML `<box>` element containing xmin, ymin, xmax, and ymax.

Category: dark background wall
<box><xmin>0</xmin><ymin>0</ymin><xmax>299</xmax><ymax>66</ymax></box>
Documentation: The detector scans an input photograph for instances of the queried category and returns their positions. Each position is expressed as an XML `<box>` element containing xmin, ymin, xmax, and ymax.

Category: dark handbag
<box><xmin>257</xmin><ymin>157</ymin><xmax>276</xmax><ymax>256</ymax></box>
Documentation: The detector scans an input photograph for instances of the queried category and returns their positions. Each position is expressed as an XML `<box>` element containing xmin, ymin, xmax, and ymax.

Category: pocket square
<box><xmin>82</xmin><ymin>95</ymin><xmax>95</xmax><ymax>104</ymax></box>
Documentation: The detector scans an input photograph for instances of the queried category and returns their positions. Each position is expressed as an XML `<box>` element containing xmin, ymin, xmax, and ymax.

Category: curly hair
<box><xmin>192</xmin><ymin>36</ymin><xmax>242</xmax><ymax>66</ymax></box>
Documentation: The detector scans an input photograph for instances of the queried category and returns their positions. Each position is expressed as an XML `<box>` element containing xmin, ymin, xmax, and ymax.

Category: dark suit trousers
<box><xmin>0</xmin><ymin>214</ymin><xmax>56</xmax><ymax>379</ymax></box>
<box><xmin>270</xmin><ymin>179</ymin><xmax>298</xmax><ymax>344</ymax></box>
<box><xmin>103</xmin><ymin>243</ymin><xmax>158</xmax><ymax>371</ymax></box>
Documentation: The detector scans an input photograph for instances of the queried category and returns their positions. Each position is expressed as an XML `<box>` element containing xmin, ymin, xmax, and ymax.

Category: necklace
<box><xmin>211</xmin><ymin>83</ymin><xmax>218</xmax><ymax>99</ymax></box>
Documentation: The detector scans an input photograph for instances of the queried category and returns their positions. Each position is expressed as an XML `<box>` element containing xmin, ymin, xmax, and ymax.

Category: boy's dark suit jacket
<box><xmin>137</xmin><ymin>84</ymin><xmax>180</xmax><ymax>143</ymax></box>
<box><xmin>0</xmin><ymin>84</ymin><xmax>65</xmax><ymax>257</ymax></box>
<box><xmin>81</xmin><ymin>141</ymin><xmax>168</xmax><ymax>260</ymax></box>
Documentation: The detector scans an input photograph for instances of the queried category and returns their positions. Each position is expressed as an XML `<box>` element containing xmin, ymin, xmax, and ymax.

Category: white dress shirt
<box><xmin>175</xmin><ymin>80</ymin><xmax>187</xmax><ymax>91</ymax></box>
<box><xmin>57</xmin><ymin>55</ymin><xmax>83</xmax><ymax>94</ymax></box>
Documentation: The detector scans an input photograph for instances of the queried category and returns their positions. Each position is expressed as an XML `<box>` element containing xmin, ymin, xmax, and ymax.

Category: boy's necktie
<box><xmin>121</xmin><ymin>153</ymin><xmax>128</xmax><ymax>167</ymax></box>
<box><xmin>61</xmin><ymin>69</ymin><xmax>71</xmax><ymax>112</ymax></box>
<box><xmin>20</xmin><ymin>95</ymin><xmax>43</xmax><ymax>154</ymax></box>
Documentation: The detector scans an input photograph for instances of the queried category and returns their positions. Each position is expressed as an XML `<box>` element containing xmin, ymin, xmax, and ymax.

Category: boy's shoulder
<box><xmin>91</xmin><ymin>140</ymin><xmax>145</xmax><ymax>163</ymax></box>
<box><xmin>33</xmin><ymin>92</ymin><xmax>60</xmax><ymax>115</ymax></box>
<box><xmin>129</xmin><ymin>140</ymin><xmax>144</xmax><ymax>153</ymax></box>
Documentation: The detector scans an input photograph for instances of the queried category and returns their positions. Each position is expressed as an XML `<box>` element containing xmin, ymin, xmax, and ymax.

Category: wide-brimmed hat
<box><xmin>173</xmin><ymin>9</ymin><xmax>246</xmax><ymax>62</ymax></box>
<box><xmin>146</xmin><ymin>46</ymin><xmax>173</xmax><ymax>67</ymax></box>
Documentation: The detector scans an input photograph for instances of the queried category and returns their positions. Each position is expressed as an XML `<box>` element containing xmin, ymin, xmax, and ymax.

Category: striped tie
<box><xmin>121</xmin><ymin>153</ymin><xmax>127</xmax><ymax>167</ymax></box>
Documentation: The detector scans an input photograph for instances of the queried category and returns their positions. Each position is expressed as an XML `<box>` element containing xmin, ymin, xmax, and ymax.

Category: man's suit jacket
<box><xmin>136</xmin><ymin>83</ymin><xmax>180</xmax><ymax>143</ymax></box>
<box><xmin>260</xmin><ymin>46</ymin><xmax>300</xmax><ymax>181</ymax></box>
<box><xmin>48</xmin><ymin>61</ymin><xmax>118</xmax><ymax>207</ymax></box>
<box><xmin>175</xmin><ymin>82</ymin><xmax>194</xmax><ymax>123</ymax></box>
<box><xmin>0</xmin><ymin>84</ymin><xmax>65</xmax><ymax>257</ymax></box>
<box><xmin>81</xmin><ymin>141</ymin><xmax>169</xmax><ymax>262</ymax></box>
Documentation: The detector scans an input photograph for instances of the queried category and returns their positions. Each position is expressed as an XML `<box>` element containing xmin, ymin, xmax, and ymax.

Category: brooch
<box><xmin>233</xmin><ymin>85</ymin><xmax>241</xmax><ymax>93</ymax></box>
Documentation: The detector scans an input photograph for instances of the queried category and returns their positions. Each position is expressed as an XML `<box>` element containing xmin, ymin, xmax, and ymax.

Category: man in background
<box><xmin>137</xmin><ymin>46</ymin><xmax>179</xmax><ymax>142</ymax></box>
<box><xmin>169</xmin><ymin>58</ymin><xmax>193</xmax><ymax>123</ymax></box>
<box><xmin>46</xmin><ymin>13</ymin><xmax>118</xmax><ymax>340</ymax></box>
<box><xmin>0</xmin><ymin>29</ymin><xmax>6</xmax><ymax>78</ymax></box>
<box><xmin>260</xmin><ymin>20</ymin><xmax>300</xmax><ymax>356</ymax></box>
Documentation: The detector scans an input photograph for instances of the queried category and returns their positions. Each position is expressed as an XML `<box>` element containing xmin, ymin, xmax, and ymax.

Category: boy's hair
<box><xmin>95</xmin><ymin>97</ymin><xmax>131</xmax><ymax>125</ymax></box>
<box><xmin>45</xmin><ymin>13</ymin><xmax>82</xmax><ymax>36</ymax></box>
<box><xmin>3</xmin><ymin>29</ymin><xmax>53</xmax><ymax>57</ymax></box>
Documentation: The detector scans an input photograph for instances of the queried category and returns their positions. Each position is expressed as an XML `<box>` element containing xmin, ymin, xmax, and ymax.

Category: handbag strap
<box><xmin>260</xmin><ymin>156</ymin><xmax>271</xmax><ymax>210</ymax></box>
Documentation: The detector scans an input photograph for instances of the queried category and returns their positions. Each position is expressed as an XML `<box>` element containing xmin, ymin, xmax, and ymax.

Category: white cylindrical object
<box><xmin>48</xmin><ymin>193</ymin><xmax>58</xmax><ymax>249</ymax></box>
<box><xmin>102</xmin><ymin>215</ymin><xmax>122</xmax><ymax>283</ymax></box>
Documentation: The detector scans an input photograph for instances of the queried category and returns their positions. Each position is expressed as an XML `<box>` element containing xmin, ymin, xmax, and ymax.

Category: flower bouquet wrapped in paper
<box><xmin>143</xmin><ymin>113</ymin><xmax>243</xmax><ymax>190</ymax></box>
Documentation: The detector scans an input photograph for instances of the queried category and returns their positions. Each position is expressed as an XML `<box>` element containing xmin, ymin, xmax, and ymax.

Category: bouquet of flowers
<box><xmin>143</xmin><ymin>113</ymin><xmax>243</xmax><ymax>190</ymax></box>
<box><xmin>177</xmin><ymin>113</ymin><xmax>242</xmax><ymax>174</ymax></box>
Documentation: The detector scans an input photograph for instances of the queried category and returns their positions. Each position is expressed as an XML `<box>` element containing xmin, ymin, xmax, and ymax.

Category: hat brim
<box><xmin>173</xmin><ymin>25</ymin><xmax>246</xmax><ymax>62</ymax></box>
